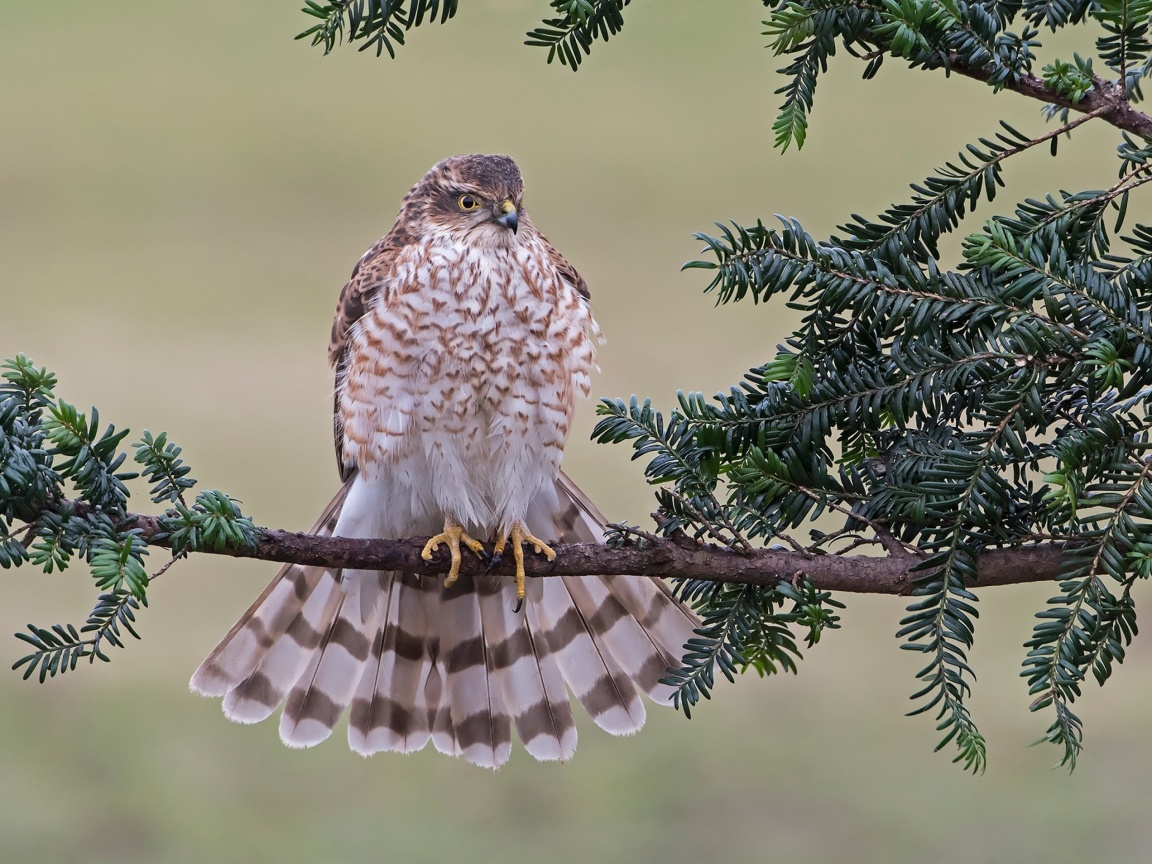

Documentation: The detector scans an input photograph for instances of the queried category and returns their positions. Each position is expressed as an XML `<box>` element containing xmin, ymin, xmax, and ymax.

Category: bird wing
<box><xmin>328</xmin><ymin>220</ymin><xmax>416</xmax><ymax>481</ymax></box>
<box><xmin>533</xmin><ymin>227</ymin><xmax>590</xmax><ymax>300</ymax></box>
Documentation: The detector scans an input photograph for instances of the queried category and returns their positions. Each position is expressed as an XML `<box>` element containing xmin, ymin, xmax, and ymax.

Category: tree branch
<box><xmin>119</xmin><ymin>510</ymin><xmax>1068</xmax><ymax>596</ymax></box>
<box><xmin>948</xmin><ymin>57</ymin><xmax>1152</xmax><ymax>138</ymax></box>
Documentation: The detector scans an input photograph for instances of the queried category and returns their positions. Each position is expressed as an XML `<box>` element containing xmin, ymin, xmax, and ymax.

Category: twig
<box><xmin>875</xmin><ymin>524</ymin><xmax>919</xmax><ymax>560</ymax></box>
<box><xmin>666</xmin><ymin>490</ymin><xmax>755</xmax><ymax>554</ymax></box>
<box><xmin>149</xmin><ymin>552</ymin><xmax>185</xmax><ymax>583</ymax></box>
<box><xmin>947</xmin><ymin>60</ymin><xmax>1152</xmax><ymax>138</ymax></box>
<box><xmin>605</xmin><ymin>522</ymin><xmax>663</xmax><ymax>545</ymax></box>
<box><xmin>770</xmin><ymin>531</ymin><xmax>813</xmax><ymax>558</ymax></box>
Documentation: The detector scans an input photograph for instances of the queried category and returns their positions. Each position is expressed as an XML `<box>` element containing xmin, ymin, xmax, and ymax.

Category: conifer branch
<box><xmin>947</xmin><ymin>61</ymin><xmax>1152</xmax><ymax>138</ymax></box>
<box><xmin>61</xmin><ymin>500</ymin><xmax>1068</xmax><ymax>594</ymax></box>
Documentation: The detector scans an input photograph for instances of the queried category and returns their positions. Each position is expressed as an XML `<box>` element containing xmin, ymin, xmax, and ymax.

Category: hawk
<box><xmin>190</xmin><ymin>154</ymin><xmax>699</xmax><ymax>767</ymax></box>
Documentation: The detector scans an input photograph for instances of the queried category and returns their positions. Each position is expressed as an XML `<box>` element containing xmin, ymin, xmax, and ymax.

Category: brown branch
<box><xmin>948</xmin><ymin>59</ymin><xmax>1152</xmax><ymax>139</ymax></box>
<box><xmin>124</xmin><ymin>511</ymin><xmax>1068</xmax><ymax>597</ymax></box>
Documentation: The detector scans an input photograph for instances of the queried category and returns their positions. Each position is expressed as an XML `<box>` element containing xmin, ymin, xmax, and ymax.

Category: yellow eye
<box><xmin>457</xmin><ymin>194</ymin><xmax>480</xmax><ymax>211</ymax></box>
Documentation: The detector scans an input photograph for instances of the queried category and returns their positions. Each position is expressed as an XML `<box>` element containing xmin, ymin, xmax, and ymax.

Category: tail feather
<box><xmin>424</xmin><ymin>578</ymin><xmax>458</xmax><ymax>758</ymax></box>
<box><xmin>552</xmin><ymin>472</ymin><xmax>699</xmax><ymax>704</ymax></box>
<box><xmin>279</xmin><ymin>572</ymin><xmax>382</xmax><ymax>748</ymax></box>
<box><xmin>590</xmin><ymin>573</ymin><xmax>698</xmax><ymax>703</ymax></box>
<box><xmin>437</xmin><ymin>573</ymin><xmax>512</xmax><ymax>768</ymax></box>
<box><xmin>221</xmin><ymin>571</ymin><xmax>343</xmax><ymax>724</ymax></box>
<box><xmin>192</xmin><ymin>471</ymin><xmax>700</xmax><ymax>764</ymax></box>
<box><xmin>484</xmin><ymin>574</ymin><xmax>576</xmax><ymax>761</ymax></box>
<box><xmin>537</xmin><ymin>573</ymin><xmax>645</xmax><ymax>735</ymax></box>
<box><xmin>520</xmin><ymin>592</ymin><xmax>579</xmax><ymax>760</ymax></box>
<box><xmin>348</xmin><ymin>573</ymin><xmax>434</xmax><ymax>756</ymax></box>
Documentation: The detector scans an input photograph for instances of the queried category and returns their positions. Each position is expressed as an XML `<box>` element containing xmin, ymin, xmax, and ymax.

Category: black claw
<box><xmin>512</xmin><ymin>596</ymin><xmax>524</xmax><ymax>614</ymax></box>
<box><xmin>486</xmin><ymin>551</ymin><xmax>503</xmax><ymax>574</ymax></box>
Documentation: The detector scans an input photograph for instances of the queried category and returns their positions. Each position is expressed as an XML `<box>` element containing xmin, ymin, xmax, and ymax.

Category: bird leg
<box><xmin>493</xmin><ymin>521</ymin><xmax>556</xmax><ymax>608</ymax></box>
<box><xmin>421</xmin><ymin>518</ymin><xmax>486</xmax><ymax>588</ymax></box>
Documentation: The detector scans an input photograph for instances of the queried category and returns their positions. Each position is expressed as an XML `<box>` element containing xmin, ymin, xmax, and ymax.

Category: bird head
<box><xmin>416</xmin><ymin>154</ymin><xmax>526</xmax><ymax>244</ymax></box>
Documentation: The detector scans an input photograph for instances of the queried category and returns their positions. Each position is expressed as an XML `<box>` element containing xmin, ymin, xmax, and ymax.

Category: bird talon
<box><xmin>421</xmin><ymin>522</ymin><xmax>485</xmax><ymax>588</ymax></box>
<box><xmin>493</xmin><ymin>522</ymin><xmax>556</xmax><ymax>610</ymax></box>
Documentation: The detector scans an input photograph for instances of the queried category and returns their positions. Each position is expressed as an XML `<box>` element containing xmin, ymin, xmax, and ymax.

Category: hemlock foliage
<box><xmin>5</xmin><ymin>1</ymin><xmax>1152</xmax><ymax>772</ymax></box>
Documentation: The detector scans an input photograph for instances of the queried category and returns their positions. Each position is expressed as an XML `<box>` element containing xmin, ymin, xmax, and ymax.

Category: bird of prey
<box><xmin>191</xmin><ymin>154</ymin><xmax>698</xmax><ymax>767</ymax></box>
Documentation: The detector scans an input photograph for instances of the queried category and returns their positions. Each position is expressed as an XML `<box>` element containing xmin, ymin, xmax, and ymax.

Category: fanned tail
<box><xmin>191</xmin><ymin>471</ymin><xmax>699</xmax><ymax>766</ymax></box>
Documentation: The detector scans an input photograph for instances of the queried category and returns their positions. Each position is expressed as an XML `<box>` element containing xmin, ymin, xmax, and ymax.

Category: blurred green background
<box><xmin>3</xmin><ymin>3</ymin><xmax>1151</xmax><ymax>862</ymax></box>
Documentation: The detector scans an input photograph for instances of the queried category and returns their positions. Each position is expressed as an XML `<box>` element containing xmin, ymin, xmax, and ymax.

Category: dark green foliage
<box><xmin>42</xmin><ymin>401</ymin><xmax>136</xmax><ymax>513</ymax></box>
<box><xmin>133</xmin><ymin>430</ymin><xmax>194</xmax><ymax>505</ymax></box>
<box><xmin>1015</xmin><ymin>0</ymin><xmax>1093</xmax><ymax>31</ymax></box>
<box><xmin>764</xmin><ymin>0</ymin><xmax>883</xmax><ymax>151</ymax></box>
<box><xmin>837</xmin><ymin>120</ymin><xmax>1036</xmax><ymax>262</ymax></box>
<box><xmin>12</xmin><ymin>590</ymin><xmax>145</xmax><ymax>683</ymax></box>
<box><xmin>1</xmin><ymin>358</ymin><xmax>257</xmax><ymax>678</ymax></box>
<box><xmin>763</xmin><ymin>0</ymin><xmax>1043</xmax><ymax>152</ymax></box>
<box><xmin>1094</xmin><ymin>0</ymin><xmax>1152</xmax><ymax>96</ymax></box>
<box><xmin>590</xmin><ymin>3</ymin><xmax>1152</xmax><ymax>770</ymax></box>
<box><xmin>296</xmin><ymin>0</ymin><xmax>459</xmax><ymax>58</ymax></box>
<box><xmin>525</xmin><ymin>1</ymin><xmax>630</xmax><ymax>71</ymax></box>
<box><xmin>660</xmin><ymin>578</ymin><xmax>843</xmax><ymax>717</ymax></box>
<box><xmin>289</xmin><ymin>0</ymin><xmax>1152</xmax><ymax>131</ymax></box>
<box><xmin>160</xmin><ymin>490</ymin><xmax>259</xmax><ymax>554</ymax></box>
<box><xmin>296</xmin><ymin>0</ymin><xmax>630</xmax><ymax>68</ymax></box>
<box><xmin>1042</xmin><ymin>53</ymin><xmax>1095</xmax><ymax>103</ymax></box>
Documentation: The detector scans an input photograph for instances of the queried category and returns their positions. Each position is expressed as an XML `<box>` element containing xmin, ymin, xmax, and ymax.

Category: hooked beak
<box><xmin>496</xmin><ymin>199</ymin><xmax>519</xmax><ymax>234</ymax></box>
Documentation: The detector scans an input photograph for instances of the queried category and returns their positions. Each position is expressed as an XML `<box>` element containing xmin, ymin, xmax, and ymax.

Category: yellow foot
<box><xmin>493</xmin><ymin>521</ymin><xmax>557</xmax><ymax>607</ymax></box>
<box><xmin>421</xmin><ymin>522</ymin><xmax>486</xmax><ymax>588</ymax></box>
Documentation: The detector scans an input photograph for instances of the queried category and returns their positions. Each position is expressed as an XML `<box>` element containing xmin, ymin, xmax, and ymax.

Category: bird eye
<box><xmin>457</xmin><ymin>194</ymin><xmax>479</xmax><ymax>211</ymax></box>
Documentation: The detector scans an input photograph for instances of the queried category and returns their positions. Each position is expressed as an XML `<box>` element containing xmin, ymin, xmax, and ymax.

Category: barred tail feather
<box><xmin>221</xmin><ymin>571</ymin><xmax>343</xmax><ymax>724</ymax></box>
<box><xmin>591</xmin><ymin>572</ymin><xmax>698</xmax><ymax>704</ymax></box>
<box><xmin>424</xmin><ymin>577</ymin><xmax>458</xmax><ymax>758</ymax></box>
<box><xmin>549</xmin><ymin>473</ymin><xmax>700</xmax><ymax>705</ymax></box>
<box><xmin>520</xmin><ymin>473</ymin><xmax>699</xmax><ymax>727</ymax></box>
<box><xmin>486</xmin><ymin>574</ymin><xmax>577</xmax><ymax>761</ymax></box>
<box><xmin>280</xmin><ymin>572</ymin><xmax>383</xmax><ymax>748</ymax></box>
<box><xmin>191</xmin><ymin>471</ymin><xmax>700</xmax><ymax>765</ymax></box>
<box><xmin>438</xmin><ymin>573</ymin><xmax>512</xmax><ymax>768</ymax></box>
<box><xmin>348</xmin><ymin>573</ymin><xmax>434</xmax><ymax>756</ymax></box>
<box><xmin>534</xmin><ymin>572</ymin><xmax>644</xmax><ymax>735</ymax></box>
